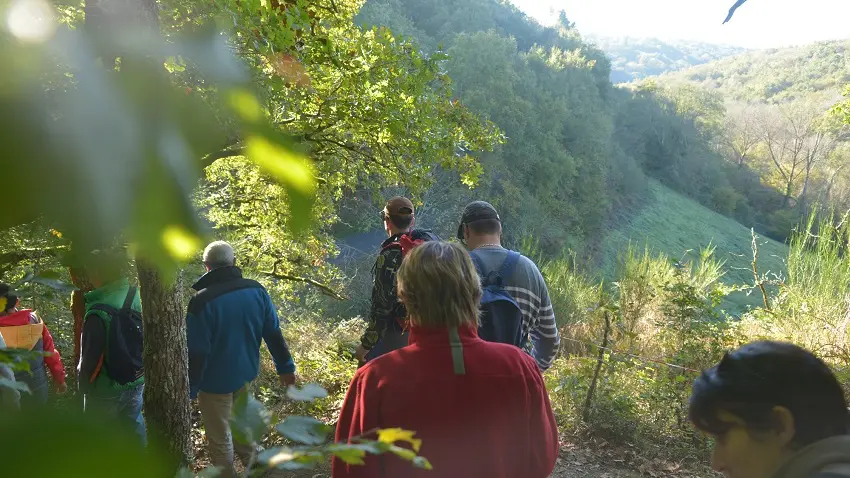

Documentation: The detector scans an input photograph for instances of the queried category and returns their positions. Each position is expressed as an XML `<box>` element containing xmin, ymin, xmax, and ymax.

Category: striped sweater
<box><xmin>470</xmin><ymin>247</ymin><xmax>560</xmax><ymax>370</ymax></box>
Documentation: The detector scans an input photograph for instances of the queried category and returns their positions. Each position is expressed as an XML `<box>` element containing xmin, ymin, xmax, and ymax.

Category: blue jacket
<box><xmin>186</xmin><ymin>266</ymin><xmax>295</xmax><ymax>398</ymax></box>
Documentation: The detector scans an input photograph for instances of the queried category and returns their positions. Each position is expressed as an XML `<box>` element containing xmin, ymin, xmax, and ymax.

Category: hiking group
<box><xmin>0</xmin><ymin>196</ymin><xmax>848</xmax><ymax>478</ymax></box>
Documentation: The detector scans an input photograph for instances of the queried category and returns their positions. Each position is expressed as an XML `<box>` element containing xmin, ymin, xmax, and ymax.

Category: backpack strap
<box><xmin>121</xmin><ymin>287</ymin><xmax>137</xmax><ymax>310</ymax></box>
<box><xmin>469</xmin><ymin>251</ymin><xmax>485</xmax><ymax>278</ymax></box>
<box><xmin>496</xmin><ymin>251</ymin><xmax>521</xmax><ymax>286</ymax></box>
<box><xmin>471</xmin><ymin>250</ymin><xmax>521</xmax><ymax>287</ymax></box>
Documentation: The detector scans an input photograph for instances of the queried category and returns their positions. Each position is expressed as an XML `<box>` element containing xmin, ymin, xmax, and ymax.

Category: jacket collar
<box><xmin>773</xmin><ymin>435</ymin><xmax>850</xmax><ymax>478</ymax></box>
<box><xmin>192</xmin><ymin>266</ymin><xmax>243</xmax><ymax>291</ymax></box>
<box><xmin>85</xmin><ymin>278</ymin><xmax>130</xmax><ymax>303</ymax></box>
<box><xmin>381</xmin><ymin>232</ymin><xmax>407</xmax><ymax>248</ymax></box>
<box><xmin>408</xmin><ymin>325</ymin><xmax>479</xmax><ymax>376</ymax></box>
<box><xmin>0</xmin><ymin>309</ymin><xmax>36</xmax><ymax>326</ymax></box>
<box><xmin>407</xmin><ymin>324</ymin><xmax>479</xmax><ymax>347</ymax></box>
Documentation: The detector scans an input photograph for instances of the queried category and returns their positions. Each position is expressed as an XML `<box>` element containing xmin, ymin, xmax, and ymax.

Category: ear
<box><xmin>772</xmin><ymin>406</ymin><xmax>796</xmax><ymax>448</ymax></box>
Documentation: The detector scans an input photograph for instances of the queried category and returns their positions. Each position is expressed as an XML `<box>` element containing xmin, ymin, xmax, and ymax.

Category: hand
<box><xmin>55</xmin><ymin>382</ymin><xmax>68</xmax><ymax>394</ymax></box>
<box><xmin>279</xmin><ymin>373</ymin><xmax>296</xmax><ymax>388</ymax></box>
<box><xmin>355</xmin><ymin>345</ymin><xmax>369</xmax><ymax>363</ymax></box>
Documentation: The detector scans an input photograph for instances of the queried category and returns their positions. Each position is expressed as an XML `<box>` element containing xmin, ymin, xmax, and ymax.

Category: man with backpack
<box><xmin>187</xmin><ymin>241</ymin><xmax>296</xmax><ymax>478</ymax></box>
<box><xmin>457</xmin><ymin>201</ymin><xmax>561</xmax><ymax>371</ymax></box>
<box><xmin>78</xmin><ymin>264</ymin><xmax>146</xmax><ymax>445</ymax></box>
<box><xmin>355</xmin><ymin>197</ymin><xmax>439</xmax><ymax>364</ymax></box>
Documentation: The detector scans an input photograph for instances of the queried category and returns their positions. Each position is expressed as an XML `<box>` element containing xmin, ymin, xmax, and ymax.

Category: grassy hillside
<box><xmin>589</xmin><ymin>36</ymin><xmax>746</xmax><ymax>84</ymax></box>
<box><xmin>601</xmin><ymin>180</ymin><xmax>787</xmax><ymax>313</ymax></box>
<box><xmin>652</xmin><ymin>39</ymin><xmax>850</xmax><ymax>102</ymax></box>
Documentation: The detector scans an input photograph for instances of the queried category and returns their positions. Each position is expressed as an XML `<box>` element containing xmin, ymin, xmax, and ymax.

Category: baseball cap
<box><xmin>457</xmin><ymin>201</ymin><xmax>501</xmax><ymax>240</ymax></box>
<box><xmin>384</xmin><ymin>196</ymin><xmax>414</xmax><ymax>216</ymax></box>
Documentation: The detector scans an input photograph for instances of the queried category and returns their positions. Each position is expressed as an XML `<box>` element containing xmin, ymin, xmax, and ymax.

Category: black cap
<box><xmin>457</xmin><ymin>201</ymin><xmax>501</xmax><ymax>240</ymax></box>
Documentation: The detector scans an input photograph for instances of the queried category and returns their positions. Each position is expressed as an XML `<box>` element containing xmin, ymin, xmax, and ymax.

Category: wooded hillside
<box><xmin>588</xmin><ymin>36</ymin><xmax>746</xmax><ymax>83</ymax></box>
<box><xmin>654</xmin><ymin>39</ymin><xmax>850</xmax><ymax>102</ymax></box>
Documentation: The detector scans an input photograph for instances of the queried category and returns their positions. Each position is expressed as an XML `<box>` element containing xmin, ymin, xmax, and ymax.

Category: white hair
<box><xmin>203</xmin><ymin>241</ymin><xmax>235</xmax><ymax>269</ymax></box>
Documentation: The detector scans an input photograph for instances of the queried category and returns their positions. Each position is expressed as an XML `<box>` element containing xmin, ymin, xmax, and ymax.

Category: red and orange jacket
<box><xmin>333</xmin><ymin>324</ymin><xmax>559</xmax><ymax>478</ymax></box>
<box><xmin>0</xmin><ymin>309</ymin><xmax>66</xmax><ymax>385</ymax></box>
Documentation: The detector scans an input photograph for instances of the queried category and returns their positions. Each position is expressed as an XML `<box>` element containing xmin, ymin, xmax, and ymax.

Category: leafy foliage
<box><xmin>1</xmin><ymin>12</ymin><xmax>322</xmax><ymax>276</ymax></box>
<box><xmin>226</xmin><ymin>385</ymin><xmax>431</xmax><ymax>474</ymax></box>
<box><xmin>654</xmin><ymin>40</ymin><xmax>850</xmax><ymax>103</ymax></box>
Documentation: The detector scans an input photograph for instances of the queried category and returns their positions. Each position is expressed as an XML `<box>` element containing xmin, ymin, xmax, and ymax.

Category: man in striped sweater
<box><xmin>457</xmin><ymin>201</ymin><xmax>561</xmax><ymax>371</ymax></box>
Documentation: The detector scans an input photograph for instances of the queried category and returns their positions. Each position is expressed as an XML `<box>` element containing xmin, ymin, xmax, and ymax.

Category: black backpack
<box><xmin>470</xmin><ymin>250</ymin><xmax>526</xmax><ymax>348</ymax></box>
<box><xmin>380</xmin><ymin>229</ymin><xmax>441</xmax><ymax>328</ymax></box>
<box><xmin>90</xmin><ymin>287</ymin><xmax>144</xmax><ymax>385</ymax></box>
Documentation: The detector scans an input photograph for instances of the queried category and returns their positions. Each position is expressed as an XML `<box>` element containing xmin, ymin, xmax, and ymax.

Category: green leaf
<box><xmin>326</xmin><ymin>444</ymin><xmax>367</xmax><ymax>465</ymax></box>
<box><xmin>275</xmin><ymin>416</ymin><xmax>332</xmax><ymax>445</ymax></box>
<box><xmin>387</xmin><ymin>444</ymin><xmax>416</xmax><ymax>461</ymax></box>
<box><xmin>173</xmin><ymin>468</ymin><xmax>194</xmax><ymax>478</ymax></box>
<box><xmin>286</xmin><ymin>383</ymin><xmax>328</xmax><ymax>401</ymax></box>
<box><xmin>257</xmin><ymin>447</ymin><xmax>297</xmax><ymax>468</ymax></box>
<box><xmin>243</xmin><ymin>132</ymin><xmax>316</xmax><ymax>232</ymax></box>
<box><xmin>0</xmin><ymin>377</ymin><xmax>30</xmax><ymax>394</ymax></box>
<box><xmin>412</xmin><ymin>456</ymin><xmax>433</xmax><ymax>470</ymax></box>
<box><xmin>229</xmin><ymin>390</ymin><xmax>270</xmax><ymax>445</ymax></box>
<box><xmin>25</xmin><ymin>275</ymin><xmax>78</xmax><ymax>293</ymax></box>
<box><xmin>197</xmin><ymin>467</ymin><xmax>222</xmax><ymax>478</ymax></box>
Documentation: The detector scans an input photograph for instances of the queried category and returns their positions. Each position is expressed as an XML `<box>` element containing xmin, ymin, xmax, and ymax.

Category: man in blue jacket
<box><xmin>187</xmin><ymin>241</ymin><xmax>296</xmax><ymax>477</ymax></box>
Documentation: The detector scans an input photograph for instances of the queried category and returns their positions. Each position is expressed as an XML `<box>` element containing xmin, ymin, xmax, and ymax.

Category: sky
<box><xmin>510</xmin><ymin>0</ymin><xmax>850</xmax><ymax>49</ymax></box>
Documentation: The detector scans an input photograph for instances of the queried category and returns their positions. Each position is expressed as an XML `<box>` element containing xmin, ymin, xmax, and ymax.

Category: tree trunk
<box><xmin>69</xmin><ymin>267</ymin><xmax>94</xmax><ymax>366</ymax></box>
<box><xmin>85</xmin><ymin>0</ymin><xmax>192</xmax><ymax>466</ymax></box>
<box><xmin>137</xmin><ymin>259</ymin><xmax>191</xmax><ymax>466</ymax></box>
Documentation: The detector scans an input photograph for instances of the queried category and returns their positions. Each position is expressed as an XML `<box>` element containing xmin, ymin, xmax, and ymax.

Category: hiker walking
<box><xmin>334</xmin><ymin>241</ymin><xmax>559</xmax><ymax>478</ymax></box>
<box><xmin>354</xmin><ymin>196</ymin><xmax>438</xmax><ymax>364</ymax></box>
<box><xmin>690</xmin><ymin>341</ymin><xmax>850</xmax><ymax>478</ymax></box>
<box><xmin>456</xmin><ymin>201</ymin><xmax>561</xmax><ymax>370</ymax></box>
<box><xmin>77</xmin><ymin>263</ymin><xmax>146</xmax><ymax>445</ymax></box>
<box><xmin>0</xmin><ymin>283</ymin><xmax>67</xmax><ymax>408</ymax></box>
<box><xmin>187</xmin><ymin>241</ymin><xmax>296</xmax><ymax>478</ymax></box>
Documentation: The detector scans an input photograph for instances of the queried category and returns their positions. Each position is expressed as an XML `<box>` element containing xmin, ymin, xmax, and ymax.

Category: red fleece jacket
<box><xmin>333</xmin><ymin>325</ymin><xmax>558</xmax><ymax>478</ymax></box>
<box><xmin>0</xmin><ymin>310</ymin><xmax>66</xmax><ymax>385</ymax></box>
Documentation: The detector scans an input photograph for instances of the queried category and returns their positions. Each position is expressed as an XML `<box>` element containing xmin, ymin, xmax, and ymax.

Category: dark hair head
<box><xmin>690</xmin><ymin>341</ymin><xmax>849</xmax><ymax>447</ymax></box>
<box><xmin>457</xmin><ymin>201</ymin><xmax>501</xmax><ymax>240</ymax></box>
<box><xmin>387</xmin><ymin>213</ymin><xmax>414</xmax><ymax>231</ymax></box>
<box><xmin>382</xmin><ymin>197</ymin><xmax>414</xmax><ymax>231</ymax></box>
<box><xmin>466</xmin><ymin>219</ymin><xmax>501</xmax><ymax>236</ymax></box>
<box><xmin>0</xmin><ymin>283</ymin><xmax>19</xmax><ymax>312</ymax></box>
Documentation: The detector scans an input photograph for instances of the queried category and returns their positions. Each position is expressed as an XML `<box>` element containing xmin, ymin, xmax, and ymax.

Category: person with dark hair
<box><xmin>690</xmin><ymin>341</ymin><xmax>850</xmax><ymax>478</ymax></box>
<box><xmin>456</xmin><ymin>201</ymin><xmax>561</xmax><ymax>371</ymax></box>
<box><xmin>354</xmin><ymin>197</ymin><xmax>439</xmax><ymax>364</ymax></box>
<box><xmin>0</xmin><ymin>283</ymin><xmax>67</xmax><ymax>407</ymax></box>
<box><xmin>334</xmin><ymin>241</ymin><xmax>558</xmax><ymax>478</ymax></box>
<box><xmin>78</xmin><ymin>262</ymin><xmax>146</xmax><ymax>445</ymax></box>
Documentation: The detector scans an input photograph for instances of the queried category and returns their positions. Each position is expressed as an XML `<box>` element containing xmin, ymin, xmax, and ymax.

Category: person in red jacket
<box><xmin>0</xmin><ymin>283</ymin><xmax>67</xmax><ymax>407</ymax></box>
<box><xmin>333</xmin><ymin>241</ymin><xmax>559</xmax><ymax>478</ymax></box>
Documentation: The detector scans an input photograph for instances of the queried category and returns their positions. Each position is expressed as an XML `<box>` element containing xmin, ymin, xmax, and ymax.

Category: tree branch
<box><xmin>263</xmin><ymin>262</ymin><xmax>348</xmax><ymax>301</ymax></box>
<box><xmin>201</xmin><ymin>147</ymin><xmax>245</xmax><ymax>168</ymax></box>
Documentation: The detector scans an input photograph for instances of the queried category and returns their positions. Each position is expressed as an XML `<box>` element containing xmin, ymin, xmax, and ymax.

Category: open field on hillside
<box><xmin>600</xmin><ymin>180</ymin><xmax>788</xmax><ymax>313</ymax></box>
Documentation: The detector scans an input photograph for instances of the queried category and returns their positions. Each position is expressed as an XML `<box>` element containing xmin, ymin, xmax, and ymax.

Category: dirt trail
<box><xmin>264</xmin><ymin>444</ymin><xmax>646</xmax><ymax>478</ymax></box>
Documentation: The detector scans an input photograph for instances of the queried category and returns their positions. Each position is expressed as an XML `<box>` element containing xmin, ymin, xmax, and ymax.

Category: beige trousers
<box><xmin>197</xmin><ymin>389</ymin><xmax>256</xmax><ymax>478</ymax></box>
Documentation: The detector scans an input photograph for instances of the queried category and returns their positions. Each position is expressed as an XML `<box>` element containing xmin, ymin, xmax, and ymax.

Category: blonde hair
<box><xmin>397</xmin><ymin>241</ymin><xmax>481</xmax><ymax>328</ymax></box>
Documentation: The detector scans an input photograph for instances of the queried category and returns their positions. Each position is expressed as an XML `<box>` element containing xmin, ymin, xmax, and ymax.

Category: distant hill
<box><xmin>588</xmin><ymin>36</ymin><xmax>747</xmax><ymax>84</ymax></box>
<box><xmin>651</xmin><ymin>39</ymin><xmax>850</xmax><ymax>102</ymax></box>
